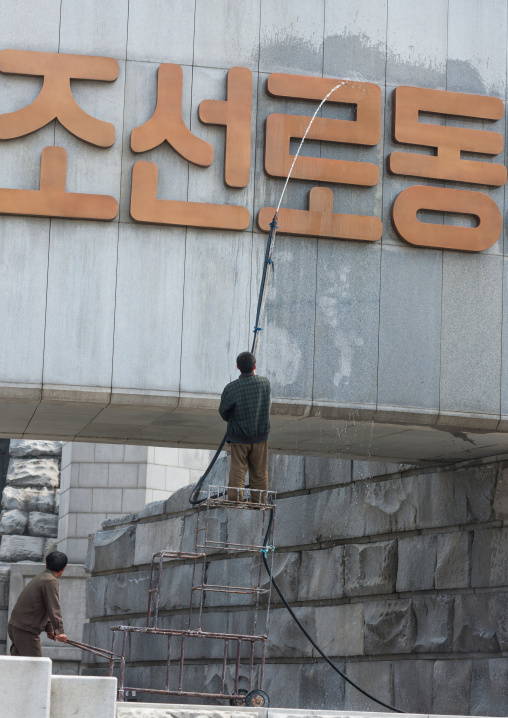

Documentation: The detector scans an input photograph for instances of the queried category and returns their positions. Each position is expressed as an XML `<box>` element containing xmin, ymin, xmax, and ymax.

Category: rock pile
<box><xmin>0</xmin><ymin>440</ymin><xmax>62</xmax><ymax>562</ymax></box>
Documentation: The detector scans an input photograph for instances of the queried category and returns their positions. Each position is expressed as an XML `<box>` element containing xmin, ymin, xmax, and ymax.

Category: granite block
<box><xmin>413</xmin><ymin>595</ymin><xmax>454</xmax><ymax>653</ymax></box>
<box><xmin>471</xmin><ymin>527</ymin><xmax>508</xmax><ymax>588</ymax></box>
<box><xmin>298</xmin><ymin>545</ymin><xmax>344</xmax><ymax>601</ymax></box>
<box><xmin>396</xmin><ymin>535</ymin><xmax>437</xmax><ymax>592</ymax></box>
<box><xmin>364</xmin><ymin>599</ymin><xmax>416</xmax><ymax>654</ymax></box>
<box><xmin>433</xmin><ymin>659</ymin><xmax>472</xmax><ymax>715</ymax></box>
<box><xmin>344</xmin><ymin>540</ymin><xmax>397</xmax><ymax>596</ymax></box>
<box><xmin>394</xmin><ymin>659</ymin><xmax>433</xmax><ymax>714</ymax></box>
<box><xmin>435</xmin><ymin>532</ymin><xmax>471</xmax><ymax>589</ymax></box>
<box><xmin>344</xmin><ymin>660</ymin><xmax>394</xmax><ymax>711</ymax></box>
<box><xmin>304</xmin><ymin>456</ymin><xmax>352</xmax><ymax>489</ymax></box>
<box><xmin>89</xmin><ymin>526</ymin><xmax>136</xmax><ymax>573</ymax></box>
<box><xmin>314</xmin><ymin>603</ymin><xmax>364</xmax><ymax>657</ymax></box>
<box><xmin>134</xmin><ymin>518</ymin><xmax>184</xmax><ymax>566</ymax></box>
<box><xmin>470</xmin><ymin>658</ymin><xmax>508</xmax><ymax>717</ymax></box>
<box><xmin>453</xmin><ymin>594</ymin><xmax>508</xmax><ymax>653</ymax></box>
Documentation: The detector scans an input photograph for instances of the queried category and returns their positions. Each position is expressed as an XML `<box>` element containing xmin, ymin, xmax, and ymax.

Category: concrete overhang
<box><xmin>2</xmin><ymin>388</ymin><xmax>508</xmax><ymax>465</ymax></box>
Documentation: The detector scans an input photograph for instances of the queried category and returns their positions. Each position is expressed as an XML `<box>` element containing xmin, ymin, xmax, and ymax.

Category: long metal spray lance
<box><xmin>251</xmin><ymin>81</ymin><xmax>345</xmax><ymax>355</ymax></box>
<box><xmin>190</xmin><ymin>82</ymin><xmax>345</xmax><ymax>504</ymax></box>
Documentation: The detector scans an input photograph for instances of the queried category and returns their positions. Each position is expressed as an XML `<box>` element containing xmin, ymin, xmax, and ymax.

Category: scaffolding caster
<box><xmin>245</xmin><ymin>689</ymin><xmax>270</xmax><ymax>707</ymax></box>
<box><xmin>230</xmin><ymin>689</ymin><xmax>269</xmax><ymax>708</ymax></box>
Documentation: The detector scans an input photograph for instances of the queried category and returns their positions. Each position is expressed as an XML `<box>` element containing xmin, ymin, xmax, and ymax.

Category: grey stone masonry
<box><xmin>0</xmin><ymin>441</ymin><xmax>61</xmax><ymax>563</ymax></box>
<box><xmin>84</xmin><ymin>454</ymin><xmax>508</xmax><ymax>714</ymax></box>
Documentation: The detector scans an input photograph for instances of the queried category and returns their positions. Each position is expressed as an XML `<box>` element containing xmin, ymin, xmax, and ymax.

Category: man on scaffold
<box><xmin>219</xmin><ymin>351</ymin><xmax>271</xmax><ymax>503</ymax></box>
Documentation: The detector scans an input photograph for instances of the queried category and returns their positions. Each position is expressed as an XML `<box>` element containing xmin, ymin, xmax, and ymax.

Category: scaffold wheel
<box><xmin>229</xmin><ymin>689</ymin><xmax>248</xmax><ymax>706</ymax></box>
<box><xmin>245</xmin><ymin>689</ymin><xmax>270</xmax><ymax>707</ymax></box>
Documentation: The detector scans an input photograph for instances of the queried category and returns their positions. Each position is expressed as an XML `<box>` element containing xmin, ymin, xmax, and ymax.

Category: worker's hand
<box><xmin>56</xmin><ymin>633</ymin><xmax>68</xmax><ymax>643</ymax></box>
<box><xmin>46</xmin><ymin>631</ymin><xmax>56</xmax><ymax>641</ymax></box>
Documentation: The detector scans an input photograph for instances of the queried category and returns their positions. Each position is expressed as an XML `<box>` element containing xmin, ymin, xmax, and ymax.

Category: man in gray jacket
<box><xmin>219</xmin><ymin>351</ymin><xmax>271</xmax><ymax>502</ymax></box>
<box><xmin>8</xmin><ymin>551</ymin><xmax>68</xmax><ymax>657</ymax></box>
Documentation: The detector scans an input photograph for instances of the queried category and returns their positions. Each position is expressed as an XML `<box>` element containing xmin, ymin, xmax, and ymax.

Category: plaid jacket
<box><xmin>219</xmin><ymin>373</ymin><xmax>271</xmax><ymax>443</ymax></box>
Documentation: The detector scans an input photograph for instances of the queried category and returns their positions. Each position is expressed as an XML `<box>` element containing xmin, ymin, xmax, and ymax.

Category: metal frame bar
<box><xmin>83</xmin><ymin>486</ymin><xmax>277</xmax><ymax>704</ymax></box>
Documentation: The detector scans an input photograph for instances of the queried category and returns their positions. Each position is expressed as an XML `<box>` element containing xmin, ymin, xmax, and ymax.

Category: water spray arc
<box><xmin>190</xmin><ymin>83</ymin><xmax>402</xmax><ymax>713</ymax></box>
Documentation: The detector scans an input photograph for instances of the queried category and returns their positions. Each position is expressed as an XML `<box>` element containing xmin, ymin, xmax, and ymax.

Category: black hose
<box><xmin>188</xmin><ymin>434</ymin><xmax>228</xmax><ymax>505</ymax></box>
<box><xmin>261</xmin><ymin>511</ymin><xmax>403</xmax><ymax>713</ymax></box>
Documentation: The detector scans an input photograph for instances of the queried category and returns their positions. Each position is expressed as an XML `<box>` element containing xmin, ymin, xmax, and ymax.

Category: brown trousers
<box><xmin>8</xmin><ymin>624</ymin><xmax>42</xmax><ymax>657</ymax></box>
<box><xmin>228</xmin><ymin>441</ymin><xmax>268</xmax><ymax>503</ymax></box>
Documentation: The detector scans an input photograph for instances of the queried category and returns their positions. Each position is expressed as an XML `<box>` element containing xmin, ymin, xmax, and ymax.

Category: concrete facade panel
<box><xmin>0</xmin><ymin>0</ymin><xmax>61</xmax><ymax>52</ymax></box>
<box><xmin>0</xmin><ymin>218</ymin><xmax>49</xmax><ymax>386</ymax></box>
<box><xmin>59</xmin><ymin>0</ymin><xmax>129</xmax><ymax>60</ymax></box>
<box><xmin>386</xmin><ymin>0</ymin><xmax>448</xmax><ymax>90</ymax></box>
<box><xmin>127</xmin><ymin>0</ymin><xmax>195</xmax><ymax>64</ymax></box>
<box><xmin>194</xmin><ymin>0</ymin><xmax>261</xmax><ymax>71</ymax></box>
<box><xmin>378</xmin><ymin>244</ymin><xmax>442</xmax><ymax>412</ymax></box>
<box><xmin>447</xmin><ymin>0</ymin><xmax>507</xmax><ymax>98</ymax></box>
<box><xmin>180</xmin><ymin>230</ymin><xmax>252</xmax><ymax>395</ymax></box>
<box><xmin>502</xmin><ymin>257</ymin><xmax>508</xmax><ymax>419</ymax></box>
<box><xmin>255</xmin><ymin>235</ymin><xmax>317</xmax><ymax>401</ymax></box>
<box><xmin>440</xmin><ymin>253</ymin><xmax>503</xmax><ymax>418</ymax></box>
<box><xmin>313</xmin><ymin>241</ymin><xmax>380</xmax><ymax>407</ymax></box>
<box><xmin>253</xmin><ymin>72</ymin><xmax>321</xmax><ymax>220</ymax></box>
<box><xmin>324</xmin><ymin>0</ymin><xmax>388</xmax><ymax>84</ymax></box>
<box><xmin>113</xmin><ymin>223</ymin><xmax>185</xmax><ymax>393</ymax></box>
<box><xmin>43</xmin><ymin>221</ymin><xmax>118</xmax><ymax>390</ymax></box>
<box><xmin>259</xmin><ymin>0</ymin><xmax>324</xmax><ymax>75</ymax></box>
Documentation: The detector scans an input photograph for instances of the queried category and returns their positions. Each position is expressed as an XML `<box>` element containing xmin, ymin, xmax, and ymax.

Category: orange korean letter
<box><xmin>258</xmin><ymin>187</ymin><xmax>382</xmax><ymax>242</ymax></box>
<box><xmin>0</xmin><ymin>49</ymin><xmax>118</xmax><ymax>147</ymax></box>
<box><xmin>265</xmin><ymin>73</ymin><xmax>381</xmax><ymax>185</ymax></box>
<box><xmin>131</xmin><ymin>64</ymin><xmax>213</xmax><ymax>166</ymax></box>
<box><xmin>130</xmin><ymin>161</ymin><xmax>249</xmax><ymax>230</ymax></box>
<box><xmin>392</xmin><ymin>185</ymin><xmax>501</xmax><ymax>252</ymax></box>
<box><xmin>389</xmin><ymin>86</ymin><xmax>506</xmax><ymax>186</ymax></box>
<box><xmin>0</xmin><ymin>146</ymin><xmax>118</xmax><ymax>221</ymax></box>
<box><xmin>199</xmin><ymin>67</ymin><xmax>252</xmax><ymax>188</ymax></box>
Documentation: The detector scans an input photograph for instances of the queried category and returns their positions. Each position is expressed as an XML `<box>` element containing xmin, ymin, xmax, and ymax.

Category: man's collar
<box><xmin>240</xmin><ymin>371</ymin><xmax>255</xmax><ymax>378</ymax></box>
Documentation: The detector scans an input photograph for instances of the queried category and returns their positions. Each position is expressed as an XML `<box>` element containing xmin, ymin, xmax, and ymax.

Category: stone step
<box><xmin>114</xmin><ymin>706</ymin><xmax>489</xmax><ymax>718</ymax></box>
<box><xmin>0</xmin><ymin>656</ymin><xmax>117</xmax><ymax>718</ymax></box>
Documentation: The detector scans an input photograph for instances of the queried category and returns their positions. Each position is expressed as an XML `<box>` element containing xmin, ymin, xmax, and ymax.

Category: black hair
<box><xmin>46</xmin><ymin>551</ymin><xmax>68</xmax><ymax>573</ymax></box>
<box><xmin>236</xmin><ymin>351</ymin><xmax>256</xmax><ymax>373</ymax></box>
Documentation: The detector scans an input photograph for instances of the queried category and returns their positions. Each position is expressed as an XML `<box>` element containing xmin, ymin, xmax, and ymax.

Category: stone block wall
<box><xmin>0</xmin><ymin>440</ymin><xmax>61</xmax><ymax>563</ymax></box>
<box><xmin>84</xmin><ymin>454</ymin><xmax>508</xmax><ymax>715</ymax></box>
